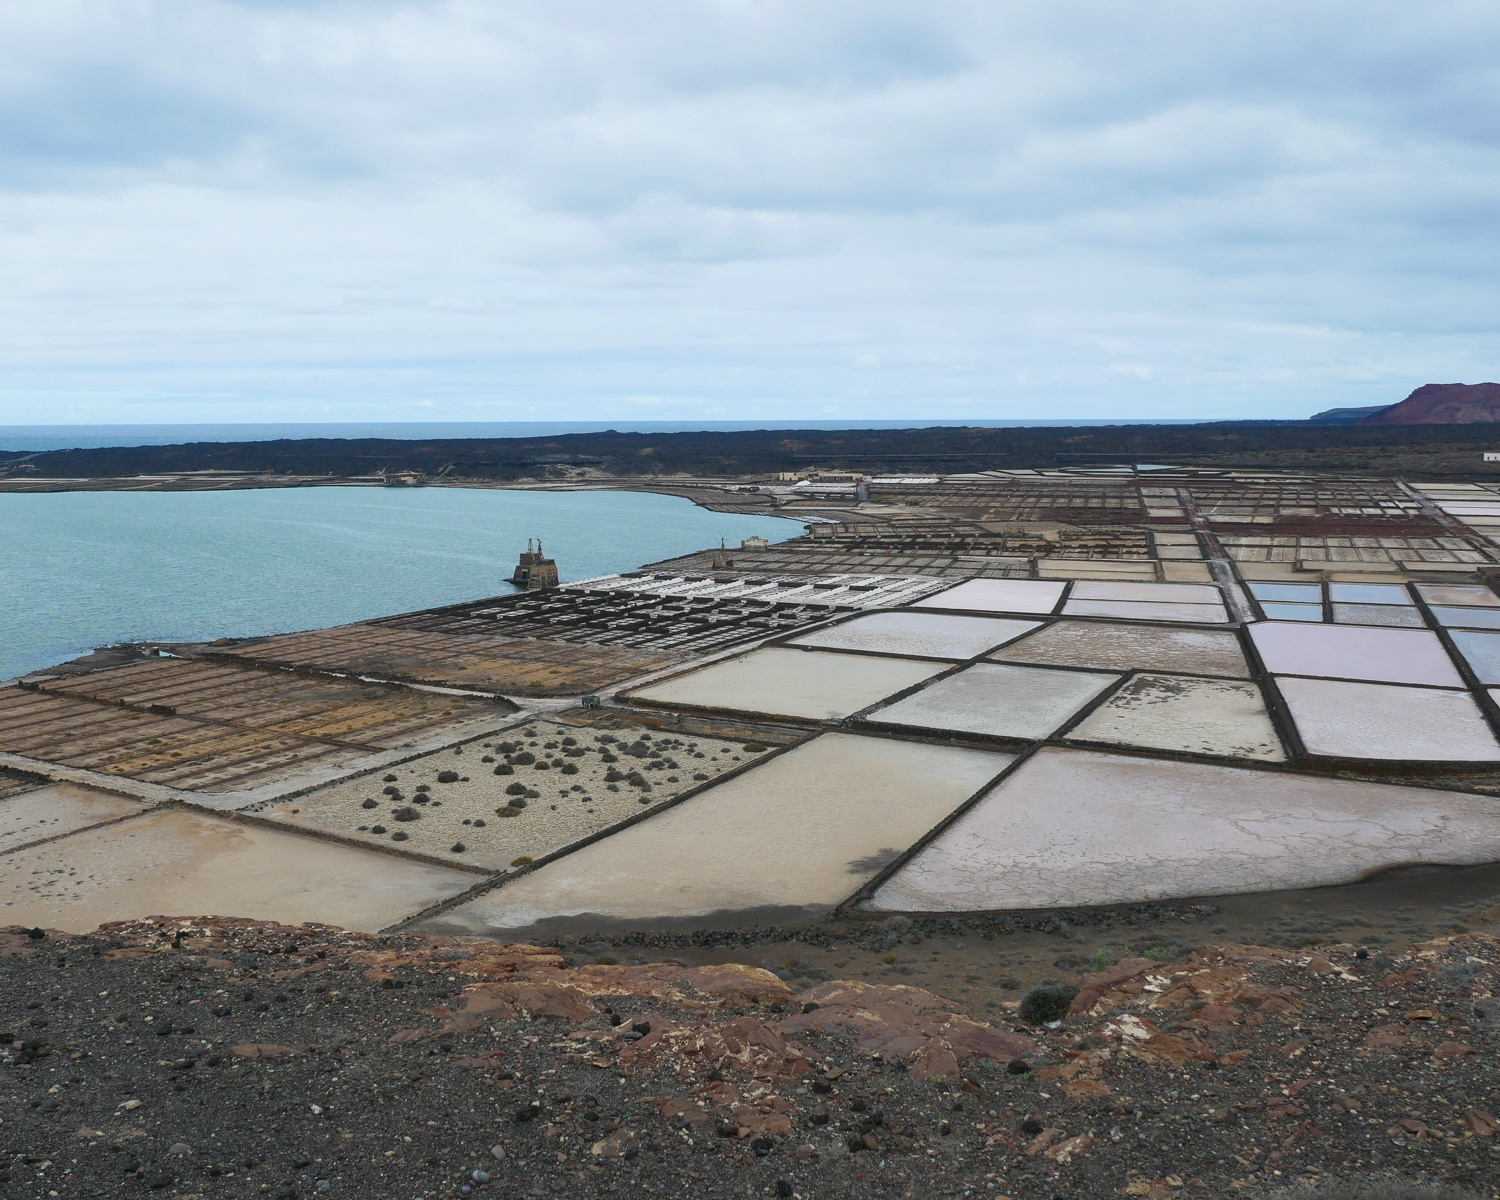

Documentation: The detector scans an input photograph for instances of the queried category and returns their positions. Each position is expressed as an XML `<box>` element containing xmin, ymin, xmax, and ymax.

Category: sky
<box><xmin>0</xmin><ymin>1</ymin><xmax>1496</xmax><ymax>425</ymax></box>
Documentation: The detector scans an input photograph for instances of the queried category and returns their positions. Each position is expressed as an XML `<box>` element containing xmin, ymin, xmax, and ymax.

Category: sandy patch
<box><xmin>0</xmin><ymin>782</ymin><xmax>147</xmax><ymax>853</ymax></box>
<box><xmin>0</xmin><ymin>807</ymin><xmax>475</xmax><ymax>933</ymax></box>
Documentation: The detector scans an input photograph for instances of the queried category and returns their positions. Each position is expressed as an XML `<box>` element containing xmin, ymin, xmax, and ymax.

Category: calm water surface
<box><xmin>0</xmin><ymin>487</ymin><xmax>801</xmax><ymax>681</ymax></box>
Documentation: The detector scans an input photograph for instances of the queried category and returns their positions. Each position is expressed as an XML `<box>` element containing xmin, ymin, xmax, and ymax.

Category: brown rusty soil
<box><xmin>2</xmin><ymin>910</ymin><xmax>1499</xmax><ymax>1200</ymax></box>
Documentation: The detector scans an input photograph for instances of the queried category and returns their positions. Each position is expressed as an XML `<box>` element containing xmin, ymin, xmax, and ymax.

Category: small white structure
<box><xmin>1484</xmin><ymin>452</ymin><xmax>1500</xmax><ymax>462</ymax></box>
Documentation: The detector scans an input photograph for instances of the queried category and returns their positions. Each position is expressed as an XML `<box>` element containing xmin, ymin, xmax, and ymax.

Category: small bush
<box><xmin>743</xmin><ymin>743</ymin><xmax>769</xmax><ymax>752</ymax></box>
<box><xmin>505</xmin><ymin>782</ymin><xmax>527</xmax><ymax>796</ymax></box>
<box><xmin>1019</xmin><ymin>983</ymin><xmax>1078</xmax><ymax>1026</ymax></box>
<box><xmin>510</xmin><ymin>856</ymin><xmax>533</xmax><ymax>867</ymax></box>
<box><xmin>382</xmin><ymin>785</ymin><xmax>400</xmax><ymax>797</ymax></box>
<box><xmin>360</xmin><ymin>798</ymin><xmax>377</xmax><ymax>810</ymax></box>
<box><xmin>382</xmin><ymin>774</ymin><xmax>398</xmax><ymax>782</ymax></box>
<box><xmin>560</xmin><ymin>763</ymin><xmax>578</xmax><ymax>775</ymax></box>
<box><xmin>512</xmin><ymin>752</ymin><xmax>536</xmax><ymax>766</ymax></box>
<box><xmin>437</xmin><ymin>770</ymin><xmax>459</xmax><ymax>783</ymax></box>
<box><xmin>494</xmin><ymin>764</ymin><xmax>513</xmax><ymax>775</ymax></box>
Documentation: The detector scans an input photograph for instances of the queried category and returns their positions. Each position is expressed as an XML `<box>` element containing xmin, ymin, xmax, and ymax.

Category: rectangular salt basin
<box><xmin>1261</xmin><ymin>602</ymin><xmax>1323</xmax><ymax>622</ymax></box>
<box><xmin>1440</xmin><ymin>504</ymin><xmax>1500</xmax><ymax>516</ymax></box>
<box><xmin>0</xmin><ymin>808</ymin><xmax>478</xmax><ymax>933</ymax></box>
<box><xmin>864</xmin><ymin>662</ymin><xmax>1117</xmax><ymax>740</ymax></box>
<box><xmin>257</xmin><ymin>719</ymin><xmax>770</xmax><ymax>871</ymax></box>
<box><xmin>867</xmin><ymin>747</ymin><xmax>1500</xmax><ymax>912</ymax></box>
<box><xmin>1327</xmin><ymin>582</ymin><xmax>1413</xmax><ymax>606</ymax></box>
<box><xmin>989</xmin><ymin>621</ymin><xmax>1250</xmax><ymax>678</ymax></box>
<box><xmin>0</xmin><ymin>783</ymin><xmax>146</xmax><ymax>853</ymax></box>
<box><xmin>1416</xmin><ymin>584</ymin><xmax>1500</xmax><ymax>608</ymax></box>
<box><xmin>1430</xmin><ymin>606</ymin><xmax>1500</xmax><ymax>630</ymax></box>
<box><xmin>1452</xmin><ymin>631</ymin><xmax>1500</xmax><ymax>685</ymax></box>
<box><xmin>787</xmin><ymin>611</ymin><xmax>1041</xmax><ymax>661</ymax></box>
<box><xmin>911</xmin><ymin>579</ymin><xmax>1066</xmax><ymax>615</ymax></box>
<box><xmin>1061</xmin><ymin>598</ymin><xmax>1229</xmax><ymax>624</ymax></box>
<box><xmin>1065</xmin><ymin>675</ymin><xmax>1284</xmax><ymax>761</ymax></box>
<box><xmin>1249</xmin><ymin>583</ymin><xmax>1323</xmax><ymax>603</ymax></box>
<box><xmin>626</xmin><ymin>647</ymin><xmax>947</xmax><ymax>721</ymax></box>
<box><xmin>1069</xmin><ymin>581</ymin><xmax>1222</xmax><ymax>604</ymax></box>
<box><xmin>421</xmin><ymin>734</ymin><xmax>1015</xmax><ymax>933</ymax></box>
<box><xmin>1331</xmin><ymin>603</ymin><xmax>1425</xmax><ymax>628</ymax></box>
<box><xmin>1248</xmin><ymin>622</ymin><xmax>1464</xmax><ymax>687</ymax></box>
<box><xmin>1275</xmin><ymin>676</ymin><xmax>1500</xmax><ymax>761</ymax></box>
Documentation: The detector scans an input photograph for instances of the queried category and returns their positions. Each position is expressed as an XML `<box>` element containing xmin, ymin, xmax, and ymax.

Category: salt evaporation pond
<box><xmin>868</xmin><ymin>747</ymin><xmax>1500</xmax><ymax>912</ymax></box>
<box><xmin>424</xmin><ymin>733</ymin><xmax>1014</xmax><ymax>935</ymax></box>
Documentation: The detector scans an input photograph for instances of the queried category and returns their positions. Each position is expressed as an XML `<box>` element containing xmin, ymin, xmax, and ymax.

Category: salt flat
<box><xmin>0</xmin><ymin>782</ymin><xmax>146</xmax><ymax>853</ymax></box>
<box><xmin>423</xmin><ymin>733</ymin><xmax>1013</xmax><ymax>934</ymax></box>
<box><xmin>626</xmin><ymin>647</ymin><xmax>946</xmax><ymax>721</ymax></box>
<box><xmin>989</xmin><ymin>620</ymin><xmax>1249</xmax><ymax>677</ymax></box>
<box><xmin>0</xmin><ymin>807</ymin><xmax>477</xmax><ymax>933</ymax></box>
<box><xmin>869</xmin><ymin>747</ymin><xmax>1500</xmax><ymax>912</ymax></box>
<box><xmin>1065</xmin><ymin>674</ymin><xmax>1285</xmax><ymax>761</ymax></box>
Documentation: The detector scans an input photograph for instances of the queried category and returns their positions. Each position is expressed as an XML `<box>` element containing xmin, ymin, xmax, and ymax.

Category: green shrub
<box><xmin>1019</xmin><ymin>983</ymin><xmax>1078</xmax><ymax>1025</ymax></box>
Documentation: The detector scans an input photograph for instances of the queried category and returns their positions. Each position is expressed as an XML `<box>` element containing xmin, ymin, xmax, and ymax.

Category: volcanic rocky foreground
<box><xmin>2</xmin><ymin>920</ymin><xmax>1498</xmax><ymax>1199</ymax></box>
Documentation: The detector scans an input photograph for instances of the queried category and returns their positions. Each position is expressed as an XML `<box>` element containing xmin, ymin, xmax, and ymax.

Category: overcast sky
<box><xmin>0</xmin><ymin>1</ymin><xmax>1496</xmax><ymax>424</ymax></box>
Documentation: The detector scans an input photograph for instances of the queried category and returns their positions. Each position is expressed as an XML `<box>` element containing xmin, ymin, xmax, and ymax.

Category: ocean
<box><xmin>0</xmin><ymin>419</ymin><xmax>1206</xmax><ymax>454</ymax></box>
<box><xmin>0</xmin><ymin>486</ymin><xmax>801</xmax><ymax>682</ymax></box>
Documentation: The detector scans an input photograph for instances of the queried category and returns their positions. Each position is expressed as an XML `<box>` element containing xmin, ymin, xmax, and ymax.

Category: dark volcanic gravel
<box><xmin>1</xmin><ymin>919</ymin><xmax>1498</xmax><ymax>1199</ymax></box>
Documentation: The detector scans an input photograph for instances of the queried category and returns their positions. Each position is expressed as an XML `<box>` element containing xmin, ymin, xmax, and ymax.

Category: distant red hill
<box><xmin>1360</xmin><ymin>382</ymin><xmax>1500</xmax><ymax>424</ymax></box>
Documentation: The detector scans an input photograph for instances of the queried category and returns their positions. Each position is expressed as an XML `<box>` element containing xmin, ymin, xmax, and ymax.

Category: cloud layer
<box><xmin>1</xmin><ymin>1</ymin><xmax>1496</xmax><ymax>422</ymax></box>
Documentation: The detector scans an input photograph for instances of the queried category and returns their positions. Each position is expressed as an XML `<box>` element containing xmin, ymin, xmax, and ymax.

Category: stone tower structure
<box><xmin>510</xmin><ymin>539</ymin><xmax>559</xmax><ymax>590</ymax></box>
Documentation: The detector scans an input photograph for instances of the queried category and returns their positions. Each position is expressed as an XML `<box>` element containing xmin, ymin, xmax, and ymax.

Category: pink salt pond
<box><xmin>1247</xmin><ymin>621</ymin><xmax>1464</xmax><ymax>687</ymax></box>
<box><xmin>867</xmin><ymin>747</ymin><xmax>1500</xmax><ymax>912</ymax></box>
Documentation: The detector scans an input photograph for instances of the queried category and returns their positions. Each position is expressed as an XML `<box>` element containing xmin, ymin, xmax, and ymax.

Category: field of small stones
<box><xmin>256</xmin><ymin>719</ymin><xmax>772</xmax><ymax>871</ymax></box>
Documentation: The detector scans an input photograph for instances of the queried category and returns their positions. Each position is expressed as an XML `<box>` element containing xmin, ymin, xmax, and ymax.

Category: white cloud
<box><xmin>0</xmin><ymin>0</ymin><xmax>1496</xmax><ymax>422</ymax></box>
